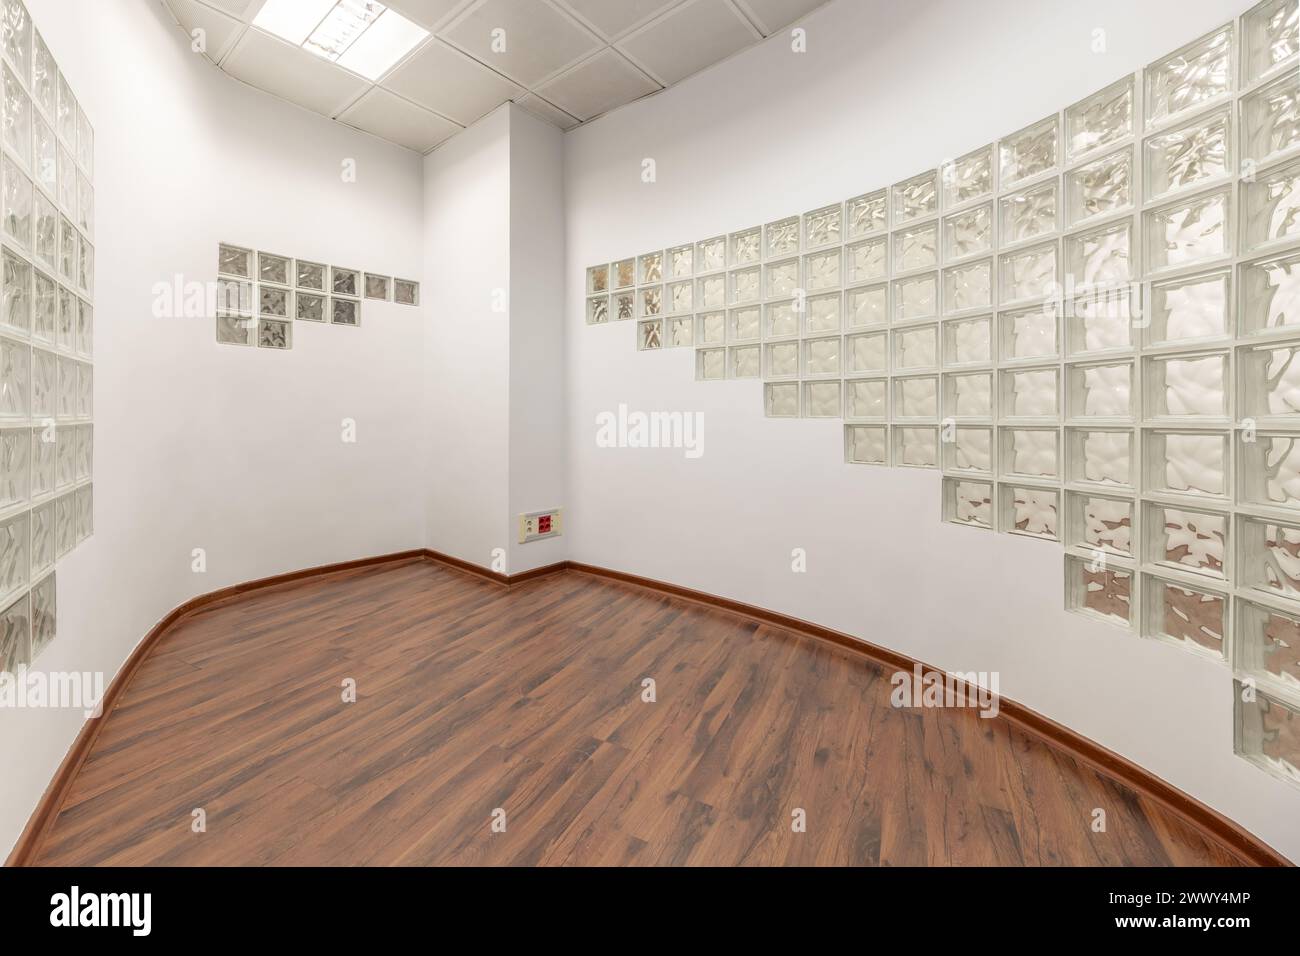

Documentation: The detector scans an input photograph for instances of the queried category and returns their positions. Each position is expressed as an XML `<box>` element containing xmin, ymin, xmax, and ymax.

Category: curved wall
<box><xmin>562</xmin><ymin>0</ymin><xmax>1300</xmax><ymax>862</ymax></box>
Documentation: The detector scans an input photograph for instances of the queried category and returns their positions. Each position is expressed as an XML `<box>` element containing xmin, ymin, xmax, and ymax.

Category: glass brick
<box><xmin>763</xmin><ymin>258</ymin><xmax>800</xmax><ymax>301</ymax></box>
<box><xmin>1145</xmin><ymin>428</ymin><xmax>1229</xmax><ymax>498</ymax></box>
<box><xmin>55</xmin><ymin>354</ymin><xmax>72</xmax><ymax>419</ymax></box>
<box><xmin>764</xmin><ymin>340</ymin><xmax>799</xmax><ymax>379</ymax></box>
<box><xmin>845</xmin><ymin>424</ymin><xmax>888</xmax><ymax>464</ymax></box>
<box><xmin>999</xmin><ymin>303</ymin><xmax>1058</xmax><ymax>362</ymax></box>
<box><xmin>695</xmin><ymin>273</ymin><xmax>726</xmax><ymax>311</ymax></box>
<box><xmin>802</xmin><ymin>335</ymin><xmax>840</xmax><ymax>377</ymax></box>
<box><xmin>0</xmin><ymin>509</ymin><xmax>27</xmax><ymax>600</ymax></box>
<box><xmin>76</xmin><ymin>105</ymin><xmax>92</xmax><ymax>177</ymax></box>
<box><xmin>1065</xmin><ymin>218</ymin><xmax>1132</xmax><ymax>291</ymax></box>
<box><xmin>585</xmin><ymin>295</ymin><xmax>608</xmax><ymax>325</ymax></box>
<box><xmin>1240</xmin><ymin>430</ymin><xmax>1300</xmax><ymax>510</ymax></box>
<box><xmin>1238</xmin><ymin>514</ymin><xmax>1300</xmax><ymax>599</ymax></box>
<box><xmin>30</xmin><ymin>571</ymin><xmax>53</xmax><ymax>659</ymax></box>
<box><xmin>1000</xmin><ymin>484</ymin><xmax>1060</xmax><ymax>540</ymax></box>
<box><xmin>845</xmin><ymin>235</ymin><xmax>887</xmax><ymax>285</ymax></box>
<box><xmin>258</xmin><ymin>318</ymin><xmax>290</xmax><ymax>349</ymax></box>
<box><xmin>894</xmin><ymin>221</ymin><xmax>937</xmax><ymax>273</ymax></box>
<box><xmin>2</xmin><ymin>153</ymin><xmax>31</xmax><ymax>247</ymax></box>
<box><xmin>941</xmin><ymin>144</ymin><xmax>993</xmax><ymax>207</ymax></box>
<box><xmin>895</xmin><ymin>426</ymin><xmax>939</xmax><ymax>468</ymax></box>
<box><xmin>637</xmin><ymin>318</ymin><xmax>661</xmax><ymax>350</ymax></box>
<box><xmin>32</xmin><ymin>28</ymin><xmax>53</xmax><ymax>118</ymax></box>
<box><xmin>1066</xmin><ymin>427</ymin><xmax>1134</xmax><ymax>487</ymax></box>
<box><xmin>215</xmin><ymin>315</ymin><xmax>254</xmax><ymax>347</ymax></box>
<box><xmin>612</xmin><ymin>291</ymin><xmax>635</xmax><ymax>322</ymax></box>
<box><xmin>1148</xmin><ymin>268</ymin><xmax>1230</xmax><ymax>345</ymax></box>
<box><xmin>1067</xmin><ymin>359</ymin><xmax>1134</xmax><ymax>420</ymax></box>
<box><xmin>586</xmin><ymin>263</ymin><xmax>609</xmax><ymax>295</ymax></box>
<box><xmin>942</xmin><ymin>202</ymin><xmax>993</xmax><ymax>261</ymax></box>
<box><xmin>696</xmin><ymin>310</ymin><xmax>726</xmax><ymax>345</ymax></box>
<box><xmin>1066</xmin><ymin>76</ymin><xmax>1134</xmax><ymax>161</ymax></box>
<box><xmin>761</xmin><ymin>220</ymin><xmax>795</xmax><ymax>261</ymax></box>
<box><xmin>1240</xmin><ymin>247</ymin><xmax>1300</xmax><ymax>335</ymax></box>
<box><xmin>942</xmin><ymin>259</ymin><xmax>991</xmax><ymax>315</ymax></box>
<box><xmin>999</xmin><ymin>365</ymin><xmax>1059</xmax><ymax>419</ymax></box>
<box><xmin>846</xmin><ymin>190</ymin><xmax>887</xmax><ymax>239</ymax></box>
<box><xmin>1241</xmin><ymin>68</ymin><xmax>1300</xmax><ymax>164</ymax></box>
<box><xmin>55</xmin><ymin>418</ymin><xmax>71</xmax><ymax>488</ymax></box>
<box><xmin>845</xmin><ymin>378</ymin><xmax>887</xmax><ymax>420</ymax></box>
<box><xmin>74</xmin><ymin>422</ymin><xmax>90</xmax><ymax>482</ymax></box>
<box><xmin>943</xmin><ymin>424</ymin><xmax>993</xmax><ymax>475</ymax></box>
<box><xmin>804</xmin><ymin>249</ymin><xmax>841</xmax><ymax>292</ymax></box>
<box><xmin>218</xmin><ymin>243</ymin><xmax>252</xmax><ymax>279</ymax></box>
<box><xmin>1145</xmin><ymin>106</ymin><xmax>1231</xmax><ymax>202</ymax></box>
<box><xmin>258</xmin><ymin>252</ymin><xmax>291</xmax><ymax>286</ymax></box>
<box><xmin>613</xmin><ymin>257</ymin><xmax>636</xmax><ymax>289</ymax></box>
<box><xmin>258</xmin><ymin>284</ymin><xmax>289</xmax><ymax>318</ymax></box>
<box><xmin>893</xmin><ymin>375</ymin><xmax>939</xmax><ymax>420</ymax></box>
<box><xmin>893</xmin><ymin>323</ymin><xmax>937</xmax><ymax>371</ymax></box>
<box><xmin>1065</xmin><ymin>554</ymin><xmax>1134</xmax><ymax>627</ymax></box>
<box><xmin>728</xmin><ymin>267</ymin><xmax>759</xmax><ymax>305</ymax></box>
<box><xmin>765</xmin><ymin>381</ymin><xmax>799</xmax><ymax>417</ymax></box>
<box><xmin>55</xmin><ymin>141</ymin><xmax>71</xmax><ymax>213</ymax></box>
<box><xmin>845</xmin><ymin>331</ymin><xmax>887</xmax><ymax>375</ymax></box>
<box><xmin>31</xmin><ymin>269</ymin><xmax>53</xmax><ymax>345</ymax></box>
<box><xmin>32</xmin><ymin>114</ymin><xmax>53</xmax><ymax>195</ymax></box>
<box><xmin>728</xmin><ymin>305</ymin><xmax>760</xmax><ymax>342</ymax></box>
<box><xmin>0</xmin><ymin>424</ymin><xmax>26</xmax><ymax>509</ymax></box>
<box><xmin>803</xmin><ymin>203</ymin><xmax>841</xmax><ymax>249</ymax></box>
<box><xmin>666</xmin><ymin>278</ymin><xmax>692</xmax><ymax>314</ymax></box>
<box><xmin>0</xmin><ymin>590</ymin><xmax>28</xmax><ymax>672</ymax></box>
<box><xmin>1235</xmin><ymin>682</ymin><xmax>1300</xmax><ymax>786</ymax></box>
<box><xmin>803</xmin><ymin>380</ymin><xmax>841</xmax><ymax>418</ymax></box>
<box><xmin>999</xmin><ymin>115</ymin><xmax>1057</xmax><ymax>187</ymax></box>
<box><xmin>1065</xmin><ymin>491</ymin><xmax>1134</xmax><ymax>556</ymax></box>
<box><xmin>1143</xmin><ymin>351</ymin><xmax>1229</xmax><ymax>419</ymax></box>
<box><xmin>1238</xmin><ymin>339</ymin><xmax>1300</xmax><ymax>420</ymax></box>
<box><xmin>638</xmin><ymin>250</ymin><xmax>663</xmax><ymax>283</ymax></box>
<box><xmin>892</xmin><ymin>170</ymin><xmax>937</xmax><ymax>223</ymax></box>
<box><xmin>999</xmin><ymin>426</ymin><xmax>1059</xmax><ymax>480</ymax></box>
<box><xmin>0</xmin><ymin>247</ymin><xmax>27</xmax><ymax>336</ymax></box>
<box><xmin>329</xmin><ymin>297</ymin><xmax>358</xmax><ymax>327</ymax></box>
<box><xmin>364</xmin><ymin>273</ymin><xmax>391</xmax><ymax>300</ymax></box>
<box><xmin>1145</xmin><ymin>24</ymin><xmax>1233</xmax><ymax>129</ymax></box>
<box><xmin>3</xmin><ymin>63</ymin><xmax>29</xmax><ymax>166</ymax></box>
<box><xmin>394</xmin><ymin>279</ymin><xmax>418</xmax><ymax>306</ymax></box>
<box><xmin>639</xmin><ymin>285</ymin><xmax>663</xmax><ymax>317</ymax></box>
<box><xmin>1144</xmin><ymin>187</ymin><xmax>1230</xmax><ymax>274</ymax></box>
<box><xmin>1141</xmin><ymin>574</ymin><xmax>1227</xmax><ymax>660</ymax></box>
<box><xmin>892</xmin><ymin>273</ymin><xmax>937</xmax><ymax>323</ymax></box>
<box><xmin>1065</xmin><ymin>148</ymin><xmax>1131</xmax><ymax>229</ymax></box>
<box><xmin>77</xmin><ymin>234</ymin><xmax>91</xmax><ymax>294</ymax></box>
<box><xmin>999</xmin><ymin>241</ymin><xmax>1058</xmax><ymax>306</ymax></box>
<box><xmin>55</xmin><ymin>285</ymin><xmax>71</xmax><ymax>350</ymax></box>
<box><xmin>1243</xmin><ymin>0</ymin><xmax>1299</xmax><ymax>86</ymax></box>
<box><xmin>942</xmin><ymin>313</ymin><xmax>992</xmax><ymax>366</ymax></box>
<box><xmin>943</xmin><ymin>477</ymin><xmax>991</xmax><ymax>527</ymax></box>
<box><xmin>665</xmin><ymin>315</ymin><xmax>693</xmax><ymax>348</ymax></box>
<box><xmin>77</xmin><ymin>172</ymin><xmax>91</xmax><ymax>236</ymax></box>
<box><xmin>762</xmin><ymin>301</ymin><xmax>798</xmax><ymax>339</ymax></box>
<box><xmin>1143</xmin><ymin>501</ymin><xmax>1228</xmax><ymax>579</ymax></box>
<box><xmin>331</xmin><ymin>266</ymin><xmax>358</xmax><ymax>297</ymax></box>
<box><xmin>694</xmin><ymin>239</ymin><xmax>724</xmax><ymax>275</ymax></box>
<box><xmin>1242</xmin><ymin>155</ymin><xmax>1300</xmax><ymax>252</ymax></box>
<box><xmin>30</xmin><ymin>498</ymin><xmax>51</xmax><ymax>574</ymax></box>
<box><xmin>845</xmin><ymin>284</ymin><xmax>888</xmax><ymax>329</ymax></box>
<box><xmin>729</xmin><ymin>344</ymin><xmax>760</xmax><ymax>378</ymax></box>
<box><xmin>805</xmin><ymin>292</ymin><xmax>841</xmax><ymax>335</ymax></box>
<box><xmin>668</xmin><ymin>244</ymin><xmax>693</xmax><ymax>278</ymax></box>
<box><xmin>696</xmin><ymin>347</ymin><xmax>726</xmax><ymax>381</ymax></box>
<box><xmin>54</xmin><ymin>489</ymin><xmax>72</xmax><ymax>556</ymax></box>
<box><xmin>33</xmin><ymin>190</ymin><xmax>54</xmax><ymax>267</ymax></box>
<box><xmin>943</xmin><ymin>370</ymin><xmax>993</xmax><ymax>419</ymax></box>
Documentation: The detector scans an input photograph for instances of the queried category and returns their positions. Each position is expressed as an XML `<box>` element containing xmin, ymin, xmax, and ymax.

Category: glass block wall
<box><xmin>0</xmin><ymin>0</ymin><xmax>94</xmax><ymax>674</ymax></box>
<box><xmin>583</xmin><ymin>0</ymin><xmax>1300</xmax><ymax>789</ymax></box>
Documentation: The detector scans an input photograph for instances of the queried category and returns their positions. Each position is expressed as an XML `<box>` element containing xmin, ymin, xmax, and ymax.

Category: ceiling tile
<box><xmin>617</xmin><ymin>0</ymin><xmax>758</xmax><ymax>86</ymax></box>
<box><xmin>552</xmin><ymin>0</ymin><xmax>683</xmax><ymax>40</ymax></box>
<box><xmin>535</xmin><ymin>48</ymin><xmax>658</xmax><ymax>122</ymax></box>
<box><xmin>166</xmin><ymin>0</ymin><xmax>245</xmax><ymax>62</ymax></box>
<box><xmin>198</xmin><ymin>0</ymin><xmax>259</xmax><ymax>17</ymax></box>
<box><xmin>384</xmin><ymin>0</ymin><xmax>473</xmax><ymax>31</ymax></box>
<box><xmin>382</xmin><ymin>38</ymin><xmax>522</xmax><ymax>126</ymax></box>
<box><xmin>733</xmin><ymin>0</ymin><xmax>827</xmax><ymax>35</ymax></box>
<box><xmin>223</xmin><ymin>29</ymin><xmax>370</xmax><ymax>118</ymax></box>
<box><xmin>339</xmin><ymin>87</ymin><xmax>463</xmax><ymax>152</ymax></box>
<box><xmin>517</xmin><ymin>93</ymin><xmax>580</xmax><ymax>130</ymax></box>
<box><xmin>440</xmin><ymin>0</ymin><xmax>602</xmax><ymax>88</ymax></box>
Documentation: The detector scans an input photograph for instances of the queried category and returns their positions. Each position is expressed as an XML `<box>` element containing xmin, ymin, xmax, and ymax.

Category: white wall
<box><xmin>563</xmin><ymin>0</ymin><xmax>1300</xmax><ymax>861</ymax></box>
<box><xmin>0</xmin><ymin>0</ymin><xmax>426</xmax><ymax>858</ymax></box>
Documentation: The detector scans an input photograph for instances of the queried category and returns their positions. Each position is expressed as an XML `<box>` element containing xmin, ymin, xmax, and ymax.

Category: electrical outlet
<box><xmin>519</xmin><ymin>508</ymin><xmax>562</xmax><ymax>543</ymax></box>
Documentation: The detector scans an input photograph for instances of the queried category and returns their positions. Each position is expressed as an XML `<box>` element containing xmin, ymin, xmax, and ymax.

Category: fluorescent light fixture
<box><xmin>253</xmin><ymin>0</ymin><xmax>429</xmax><ymax>81</ymax></box>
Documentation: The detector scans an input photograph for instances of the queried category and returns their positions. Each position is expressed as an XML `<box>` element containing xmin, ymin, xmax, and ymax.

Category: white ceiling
<box><xmin>161</xmin><ymin>0</ymin><xmax>832</xmax><ymax>154</ymax></box>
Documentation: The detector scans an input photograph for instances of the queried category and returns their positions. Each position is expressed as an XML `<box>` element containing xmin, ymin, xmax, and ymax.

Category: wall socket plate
<box><xmin>519</xmin><ymin>509</ymin><xmax>562</xmax><ymax>543</ymax></box>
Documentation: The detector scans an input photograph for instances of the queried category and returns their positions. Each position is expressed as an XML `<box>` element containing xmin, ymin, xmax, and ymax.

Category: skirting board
<box><xmin>6</xmin><ymin>548</ymin><xmax>1290</xmax><ymax>867</ymax></box>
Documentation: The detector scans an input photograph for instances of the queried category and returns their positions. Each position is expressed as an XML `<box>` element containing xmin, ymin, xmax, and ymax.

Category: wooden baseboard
<box><xmin>9</xmin><ymin>548</ymin><xmax>1290</xmax><ymax>867</ymax></box>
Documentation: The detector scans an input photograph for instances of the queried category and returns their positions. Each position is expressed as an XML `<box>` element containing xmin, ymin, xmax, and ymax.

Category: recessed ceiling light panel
<box><xmin>253</xmin><ymin>0</ymin><xmax>429</xmax><ymax>81</ymax></box>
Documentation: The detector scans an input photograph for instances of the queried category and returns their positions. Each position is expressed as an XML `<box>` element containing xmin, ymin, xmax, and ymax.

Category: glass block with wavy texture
<box><xmin>33</xmin><ymin>191</ymin><xmax>55</xmax><ymax>268</ymax></box>
<box><xmin>0</xmin><ymin>424</ymin><xmax>26</xmax><ymax>510</ymax></box>
<box><xmin>1068</xmin><ymin>360</ymin><xmax>1133</xmax><ymax>421</ymax></box>
<box><xmin>218</xmin><ymin>243</ymin><xmax>252</xmax><ymax>279</ymax></box>
<box><xmin>803</xmin><ymin>381</ymin><xmax>841</xmax><ymax>418</ymax></box>
<box><xmin>894</xmin><ymin>323</ymin><xmax>937</xmax><ymax>371</ymax></box>
<box><xmin>802</xmin><ymin>336</ymin><xmax>840</xmax><ymax>378</ymax></box>
<box><xmin>765</xmin><ymin>382</ymin><xmax>799</xmax><ymax>418</ymax></box>
<box><xmin>846</xmin><ymin>189</ymin><xmax>887</xmax><ymax>239</ymax></box>
<box><xmin>943</xmin><ymin>478</ymin><xmax>992</xmax><ymax>527</ymax></box>
<box><xmin>1239</xmin><ymin>513</ymin><xmax>1300</xmax><ymax>597</ymax></box>
<box><xmin>1000</xmin><ymin>365</ymin><xmax>1058</xmax><ymax>420</ymax></box>
<box><xmin>258</xmin><ymin>319</ymin><xmax>291</xmax><ymax>349</ymax></box>
<box><xmin>1066</xmin><ymin>289</ymin><xmax>1138</xmax><ymax>356</ymax></box>
<box><xmin>941</xmin><ymin>145</ymin><xmax>993</xmax><ymax>207</ymax></box>
<box><xmin>943</xmin><ymin>202</ymin><xmax>992</xmax><ymax>261</ymax></box>
<box><xmin>728</xmin><ymin>268</ymin><xmax>759</xmax><ymax>306</ymax></box>
<box><xmin>0</xmin><ymin>334</ymin><xmax>27</xmax><ymax>421</ymax></box>
<box><xmin>696</xmin><ymin>347</ymin><xmax>725</xmax><ymax>382</ymax></box>
<box><xmin>585</xmin><ymin>295</ymin><xmax>608</xmax><ymax>325</ymax></box>
<box><xmin>30</xmin><ymin>498</ymin><xmax>52</xmax><ymax>576</ymax></box>
<box><xmin>1145</xmin><ymin>25</ymin><xmax>1233</xmax><ymax>130</ymax></box>
<box><xmin>845</xmin><ymin>331</ymin><xmax>887</xmax><ymax>376</ymax></box>
<box><xmin>32</xmin><ymin>115</ymin><xmax>52</xmax><ymax>196</ymax></box>
<box><xmin>0</xmin><ymin>590</ymin><xmax>28</xmax><ymax>673</ymax></box>
<box><xmin>999</xmin><ymin>241</ymin><xmax>1058</xmax><ymax>306</ymax></box>
<box><xmin>32</xmin><ymin>270</ymin><xmax>53</xmax><ymax>346</ymax></box>
<box><xmin>1065</xmin><ymin>219</ymin><xmax>1132</xmax><ymax>292</ymax></box>
<box><xmin>1147</xmin><ymin>269</ymin><xmax>1229</xmax><ymax>345</ymax></box>
<box><xmin>1001</xmin><ymin>485</ymin><xmax>1060</xmax><ymax>541</ymax></box>
<box><xmin>846</xmin><ymin>379</ymin><xmax>887</xmax><ymax>420</ymax></box>
<box><xmin>0</xmin><ymin>509</ymin><xmax>28</xmax><ymax>601</ymax></box>
<box><xmin>803</xmin><ymin>203</ymin><xmax>841</xmax><ymax>249</ymax></box>
<box><xmin>943</xmin><ymin>259</ymin><xmax>991</xmax><ymax>315</ymax></box>
<box><xmin>1144</xmin><ymin>188</ymin><xmax>1230</xmax><ymax>274</ymax></box>
<box><xmin>845</xmin><ymin>424</ymin><xmax>888</xmax><ymax>464</ymax></box>
<box><xmin>51</xmin><ymin>492</ymin><xmax>72</xmax><ymax>560</ymax></box>
<box><xmin>1242</xmin><ymin>156</ymin><xmax>1300</xmax><ymax>252</ymax></box>
<box><xmin>764</xmin><ymin>340</ymin><xmax>799</xmax><ymax>380</ymax></box>
<box><xmin>846</xmin><ymin>284</ymin><xmax>888</xmax><ymax>329</ymax></box>
<box><xmin>638</xmin><ymin>250</ymin><xmax>663</xmax><ymax>284</ymax></box>
<box><xmin>1066</xmin><ymin>76</ymin><xmax>1133</xmax><ymax>161</ymax></box>
<box><xmin>612</xmin><ymin>257</ymin><xmax>635</xmax><ymax>289</ymax></box>
<box><xmin>943</xmin><ymin>314</ymin><xmax>992</xmax><ymax>366</ymax></box>
<box><xmin>1242</xmin><ymin>69</ymin><xmax>1300</xmax><ymax>164</ymax></box>
<box><xmin>694</xmin><ymin>239</ymin><xmax>724</xmax><ymax>276</ymax></box>
<box><xmin>258</xmin><ymin>284</ymin><xmax>289</xmax><ymax>319</ymax></box>
<box><xmin>216</xmin><ymin>315</ymin><xmax>254</xmax><ymax>347</ymax></box>
<box><xmin>637</xmin><ymin>319</ymin><xmax>661</xmax><ymax>350</ymax></box>
<box><xmin>1066</xmin><ymin>555</ymin><xmax>1133</xmax><ymax>627</ymax></box>
<box><xmin>74</xmin><ymin>423</ymin><xmax>90</xmax><ymax>482</ymax></box>
<box><xmin>1067</xmin><ymin>427</ymin><xmax>1134</xmax><ymax>488</ymax></box>
<box><xmin>30</xmin><ymin>426</ymin><xmax>51</xmax><ymax>498</ymax></box>
<box><xmin>1145</xmin><ymin>429</ymin><xmax>1229</xmax><ymax>499</ymax></box>
<box><xmin>729</xmin><ymin>344</ymin><xmax>760</xmax><ymax>379</ymax></box>
<box><xmin>1143</xmin><ymin>502</ymin><xmax>1227</xmax><ymax>579</ymax></box>
<box><xmin>695</xmin><ymin>273</ymin><xmax>725</xmax><ymax>311</ymax></box>
<box><xmin>806</xmin><ymin>293</ymin><xmax>841</xmax><ymax>335</ymax></box>
<box><xmin>1142</xmin><ymin>574</ymin><xmax>1227</xmax><ymax>660</ymax></box>
<box><xmin>894</xmin><ymin>375</ymin><xmax>938</xmax><ymax>420</ymax></box>
<box><xmin>893</xmin><ymin>273</ymin><xmax>937</xmax><ymax>323</ymax></box>
<box><xmin>30</xmin><ymin>571</ymin><xmax>53</xmax><ymax>659</ymax></box>
<box><xmin>728</xmin><ymin>305</ymin><xmax>761</xmax><ymax>342</ymax></box>
<box><xmin>761</xmin><ymin>219</ymin><xmax>795</xmax><ymax>261</ymax></box>
<box><xmin>894</xmin><ymin>221</ymin><xmax>937</xmax><ymax>273</ymax></box>
<box><xmin>1240</xmin><ymin>248</ymin><xmax>1300</xmax><ymax>335</ymax></box>
<box><xmin>892</xmin><ymin>170</ymin><xmax>937</xmax><ymax>224</ymax></box>
<box><xmin>3</xmin><ymin>64</ymin><xmax>29</xmax><ymax>167</ymax></box>
<box><xmin>896</xmin><ymin>426</ymin><xmax>938</xmax><ymax>468</ymax></box>
<box><xmin>845</xmin><ymin>235</ymin><xmax>887</xmax><ymax>286</ymax></box>
<box><xmin>1066</xmin><ymin>491</ymin><xmax>1134</xmax><ymax>556</ymax></box>
<box><xmin>1000</xmin><ymin>115</ymin><xmax>1057</xmax><ymax>187</ymax></box>
<box><xmin>1145</xmin><ymin>107</ymin><xmax>1231</xmax><ymax>205</ymax></box>
<box><xmin>56</xmin><ymin>284</ymin><xmax>73</xmax><ymax>348</ymax></box>
<box><xmin>1000</xmin><ymin>304</ymin><xmax>1058</xmax><ymax>363</ymax></box>
<box><xmin>1235</xmin><ymin>619</ymin><xmax>1300</xmax><ymax>735</ymax></box>
<box><xmin>1000</xmin><ymin>179</ymin><xmax>1057</xmax><ymax>246</ymax></box>
<box><xmin>692</xmin><ymin>313</ymin><xmax>722</xmax><ymax>349</ymax></box>
<box><xmin>1239</xmin><ymin>339</ymin><xmax>1300</xmax><ymax>421</ymax></box>
<box><xmin>612</xmin><ymin>291</ymin><xmax>634</xmax><ymax>322</ymax></box>
<box><xmin>2</xmin><ymin>154</ymin><xmax>31</xmax><ymax>249</ymax></box>
<box><xmin>668</xmin><ymin>244</ymin><xmax>693</xmax><ymax>279</ymax></box>
<box><xmin>666</xmin><ymin>316</ymin><xmax>692</xmax><ymax>348</ymax></box>
<box><xmin>944</xmin><ymin>425</ymin><xmax>992</xmax><ymax>475</ymax></box>
<box><xmin>1144</xmin><ymin>351</ymin><xmax>1228</xmax><ymax>419</ymax></box>
<box><xmin>943</xmin><ymin>370</ymin><xmax>992</xmax><ymax>419</ymax></box>
<box><xmin>1065</xmin><ymin>147</ymin><xmax>1132</xmax><ymax>228</ymax></box>
<box><xmin>762</xmin><ymin>302</ymin><xmax>797</xmax><ymax>340</ymax></box>
<box><xmin>2</xmin><ymin>247</ymin><xmax>28</xmax><ymax>336</ymax></box>
<box><xmin>586</xmin><ymin>264</ymin><xmax>609</xmax><ymax>294</ymax></box>
<box><xmin>666</xmin><ymin>279</ymin><xmax>692</xmax><ymax>315</ymax></box>
<box><xmin>763</xmin><ymin>258</ymin><xmax>799</xmax><ymax>301</ymax></box>
<box><xmin>55</xmin><ymin>142</ymin><xmax>72</xmax><ymax>214</ymax></box>
<box><xmin>804</xmin><ymin>249</ymin><xmax>841</xmax><ymax>292</ymax></box>
<box><xmin>30</xmin><ymin>347</ymin><xmax>52</xmax><ymax>419</ymax></box>
<box><xmin>1240</xmin><ymin>430</ymin><xmax>1300</xmax><ymax>510</ymax></box>
<box><xmin>999</xmin><ymin>426</ymin><xmax>1058</xmax><ymax>480</ymax></box>
<box><xmin>55</xmin><ymin>421</ymin><xmax>72</xmax><ymax>489</ymax></box>
<box><xmin>33</xmin><ymin>28</ymin><xmax>54</xmax><ymax>118</ymax></box>
<box><xmin>1244</xmin><ymin>0</ymin><xmax>1299</xmax><ymax>85</ymax></box>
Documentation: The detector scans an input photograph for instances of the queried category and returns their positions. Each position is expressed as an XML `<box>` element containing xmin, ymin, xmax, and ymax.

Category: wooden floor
<box><xmin>33</xmin><ymin>559</ymin><xmax>1245</xmax><ymax>866</ymax></box>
